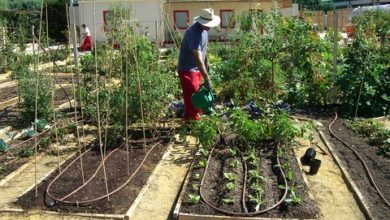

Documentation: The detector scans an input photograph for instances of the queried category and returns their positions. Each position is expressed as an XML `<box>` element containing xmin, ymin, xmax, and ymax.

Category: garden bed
<box><xmin>176</xmin><ymin>142</ymin><xmax>319</xmax><ymax>219</ymax></box>
<box><xmin>13</xmin><ymin>140</ymin><xmax>168</xmax><ymax>215</ymax></box>
<box><xmin>320</xmin><ymin>118</ymin><xmax>390</xmax><ymax>219</ymax></box>
<box><xmin>0</xmin><ymin>86</ymin><xmax>18</xmax><ymax>103</ymax></box>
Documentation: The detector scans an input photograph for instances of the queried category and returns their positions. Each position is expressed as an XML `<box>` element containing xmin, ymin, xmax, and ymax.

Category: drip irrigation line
<box><xmin>329</xmin><ymin>113</ymin><xmax>390</xmax><ymax>208</ymax></box>
<box><xmin>45</xmin><ymin>141</ymin><xmax>161</xmax><ymax>206</ymax></box>
<box><xmin>199</xmin><ymin>145</ymin><xmax>288</xmax><ymax>216</ymax></box>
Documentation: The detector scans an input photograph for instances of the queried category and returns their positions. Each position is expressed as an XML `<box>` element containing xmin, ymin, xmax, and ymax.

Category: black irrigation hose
<box><xmin>329</xmin><ymin>112</ymin><xmax>390</xmax><ymax>208</ymax></box>
<box><xmin>199</xmin><ymin>145</ymin><xmax>288</xmax><ymax>216</ymax></box>
<box><xmin>45</xmin><ymin>141</ymin><xmax>161</xmax><ymax>206</ymax></box>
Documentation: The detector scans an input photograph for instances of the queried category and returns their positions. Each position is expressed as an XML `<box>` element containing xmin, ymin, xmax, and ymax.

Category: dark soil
<box><xmin>14</xmin><ymin>142</ymin><xmax>168</xmax><ymax>214</ymax></box>
<box><xmin>0</xmin><ymin>105</ymin><xmax>20</xmax><ymax>127</ymax></box>
<box><xmin>181</xmin><ymin>143</ymin><xmax>319</xmax><ymax>218</ymax></box>
<box><xmin>53</xmin><ymin>86</ymin><xmax>73</xmax><ymax>106</ymax></box>
<box><xmin>0</xmin><ymin>78</ymin><xmax>12</xmax><ymax>85</ymax></box>
<box><xmin>320</xmin><ymin>118</ymin><xmax>390</xmax><ymax>220</ymax></box>
<box><xmin>0</xmin><ymin>86</ymin><xmax>18</xmax><ymax>103</ymax></box>
<box><xmin>0</xmin><ymin>157</ymin><xmax>29</xmax><ymax>179</ymax></box>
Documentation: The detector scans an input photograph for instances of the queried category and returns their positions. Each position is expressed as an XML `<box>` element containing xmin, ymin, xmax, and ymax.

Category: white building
<box><xmin>76</xmin><ymin>0</ymin><xmax>164</xmax><ymax>43</ymax></box>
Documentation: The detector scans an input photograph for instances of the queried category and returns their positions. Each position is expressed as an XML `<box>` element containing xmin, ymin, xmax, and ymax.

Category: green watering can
<box><xmin>191</xmin><ymin>87</ymin><xmax>215</xmax><ymax>114</ymax></box>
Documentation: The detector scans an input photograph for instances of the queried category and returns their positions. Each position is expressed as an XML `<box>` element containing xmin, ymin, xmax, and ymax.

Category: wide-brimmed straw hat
<box><xmin>194</xmin><ymin>8</ymin><xmax>221</xmax><ymax>28</ymax></box>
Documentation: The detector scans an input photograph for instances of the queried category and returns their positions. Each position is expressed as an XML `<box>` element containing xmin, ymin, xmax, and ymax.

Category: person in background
<box><xmin>80</xmin><ymin>24</ymin><xmax>92</xmax><ymax>51</ymax></box>
<box><xmin>178</xmin><ymin>8</ymin><xmax>220</xmax><ymax>121</ymax></box>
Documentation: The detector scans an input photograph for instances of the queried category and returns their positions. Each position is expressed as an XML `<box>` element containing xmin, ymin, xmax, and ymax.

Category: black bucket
<box><xmin>309</xmin><ymin>159</ymin><xmax>322</xmax><ymax>175</ymax></box>
<box><xmin>300</xmin><ymin>148</ymin><xmax>316</xmax><ymax>166</ymax></box>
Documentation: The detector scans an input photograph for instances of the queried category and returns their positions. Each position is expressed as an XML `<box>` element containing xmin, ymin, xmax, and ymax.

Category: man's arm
<box><xmin>192</xmin><ymin>49</ymin><xmax>212</xmax><ymax>89</ymax></box>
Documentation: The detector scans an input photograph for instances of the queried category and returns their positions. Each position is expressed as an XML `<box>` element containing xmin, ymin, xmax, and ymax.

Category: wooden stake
<box><xmin>93</xmin><ymin>0</ymin><xmax>110</xmax><ymax>201</ymax></box>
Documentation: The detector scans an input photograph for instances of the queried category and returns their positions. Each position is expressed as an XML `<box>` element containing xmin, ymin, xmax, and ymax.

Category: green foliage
<box><xmin>19</xmin><ymin>73</ymin><xmax>52</xmax><ymax>122</ymax></box>
<box><xmin>193</xmin><ymin>173</ymin><xmax>201</xmax><ymax>180</ymax></box>
<box><xmin>191</xmin><ymin>114</ymin><xmax>220</xmax><ymax>148</ymax></box>
<box><xmin>284</xmin><ymin>184</ymin><xmax>302</xmax><ymax>205</ymax></box>
<box><xmin>345</xmin><ymin>119</ymin><xmax>390</xmax><ymax>156</ymax></box>
<box><xmin>18</xmin><ymin>147</ymin><xmax>35</xmax><ymax>158</ymax></box>
<box><xmin>223</xmin><ymin>172</ymin><xmax>236</xmax><ymax>181</ymax></box>
<box><xmin>221</xmin><ymin>198</ymin><xmax>235</xmax><ymax>205</ymax></box>
<box><xmin>0</xmin><ymin>139</ymin><xmax>8</xmax><ymax>153</ymax></box>
<box><xmin>188</xmin><ymin>194</ymin><xmax>200</xmax><ymax>204</ymax></box>
<box><xmin>229</xmin><ymin>159</ymin><xmax>240</xmax><ymax>168</ymax></box>
<box><xmin>226</xmin><ymin>182</ymin><xmax>235</xmax><ymax>191</ymax></box>
<box><xmin>0</xmin><ymin>163</ymin><xmax>6</xmax><ymax>174</ymax></box>
<box><xmin>338</xmin><ymin>11</ymin><xmax>390</xmax><ymax>117</ymax></box>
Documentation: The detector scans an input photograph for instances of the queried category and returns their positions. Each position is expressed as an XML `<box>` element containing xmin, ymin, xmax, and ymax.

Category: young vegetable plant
<box><xmin>192</xmin><ymin>183</ymin><xmax>199</xmax><ymax>191</ymax></box>
<box><xmin>0</xmin><ymin>163</ymin><xmax>6</xmax><ymax>174</ymax></box>
<box><xmin>193</xmin><ymin>173</ymin><xmax>201</xmax><ymax>180</ymax></box>
<box><xmin>197</xmin><ymin>158</ymin><xmax>208</xmax><ymax>168</ymax></box>
<box><xmin>248</xmin><ymin>187</ymin><xmax>264</xmax><ymax>212</ymax></box>
<box><xmin>222</xmin><ymin>198</ymin><xmax>235</xmax><ymax>205</ymax></box>
<box><xmin>229</xmin><ymin>159</ymin><xmax>240</xmax><ymax>168</ymax></box>
<box><xmin>226</xmin><ymin>182</ymin><xmax>235</xmax><ymax>191</ymax></box>
<box><xmin>188</xmin><ymin>194</ymin><xmax>200</xmax><ymax>204</ymax></box>
<box><xmin>223</xmin><ymin>172</ymin><xmax>236</xmax><ymax>181</ymax></box>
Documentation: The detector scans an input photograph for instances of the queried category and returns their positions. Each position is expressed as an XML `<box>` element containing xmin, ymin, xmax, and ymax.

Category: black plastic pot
<box><xmin>300</xmin><ymin>148</ymin><xmax>316</xmax><ymax>166</ymax></box>
<box><xmin>309</xmin><ymin>159</ymin><xmax>322</xmax><ymax>175</ymax></box>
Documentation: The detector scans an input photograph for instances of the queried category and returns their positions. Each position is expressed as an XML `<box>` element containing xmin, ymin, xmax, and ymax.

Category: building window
<box><xmin>103</xmin><ymin>10</ymin><xmax>113</xmax><ymax>32</ymax></box>
<box><xmin>220</xmin><ymin>10</ymin><xmax>234</xmax><ymax>28</ymax></box>
<box><xmin>174</xmin><ymin>10</ymin><xmax>189</xmax><ymax>29</ymax></box>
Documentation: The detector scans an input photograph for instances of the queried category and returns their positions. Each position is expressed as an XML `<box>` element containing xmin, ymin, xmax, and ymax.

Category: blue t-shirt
<box><xmin>178</xmin><ymin>22</ymin><xmax>208</xmax><ymax>72</ymax></box>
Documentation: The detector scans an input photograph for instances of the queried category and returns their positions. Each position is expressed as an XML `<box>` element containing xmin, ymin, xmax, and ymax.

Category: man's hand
<box><xmin>204</xmin><ymin>78</ymin><xmax>213</xmax><ymax>90</ymax></box>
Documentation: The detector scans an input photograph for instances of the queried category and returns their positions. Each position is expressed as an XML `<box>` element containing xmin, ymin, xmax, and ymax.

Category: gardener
<box><xmin>80</xmin><ymin>24</ymin><xmax>92</xmax><ymax>52</ymax></box>
<box><xmin>178</xmin><ymin>8</ymin><xmax>220</xmax><ymax>121</ymax></box>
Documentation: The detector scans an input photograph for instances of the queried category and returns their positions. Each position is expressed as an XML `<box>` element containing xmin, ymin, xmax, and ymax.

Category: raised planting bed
<box><xmin>320</xmin><ymin>115</ymin><xmax>390</xmax><ymax>219</ymax></box>
<box><xmin>175</xmin><ymin>109</ymin><xmax>319</xmax><ymax>220</ymax></box>
<box><xmin>0</xmin><ymin>86</ymin><xmax>18</xmax><ymax>103</ymax></box>
<box><xmin>12</xmin><ymin>130</ymin><xmax>173</xmax><ymax>216</ymax></box>
<box><xmin>176</xmin><ymin>144</ymin><xmax>319</xmax><ymax>220</ymax></box>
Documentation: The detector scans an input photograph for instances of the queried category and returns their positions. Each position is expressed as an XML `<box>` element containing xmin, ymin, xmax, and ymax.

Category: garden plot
<box><xmin>320</xmin><ymin>116</ymin><xmax>390</xmax><ymax>220</ymax></box>
<box><xmin>174</xmin><ymin>109</ymin><xmax>321</xmax><ymax>220</ymax></box>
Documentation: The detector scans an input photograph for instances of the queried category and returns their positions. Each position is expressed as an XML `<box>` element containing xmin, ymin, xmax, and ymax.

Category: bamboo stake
<box><xmin>124</xmin><ymin>7</ymin><xmax>130</xmax><ymax>174</ymax></box>
<box><xmin>93</xmin><ymin>0</ymin><xmax>110</xmax><ymax>201</ymax></box>
<box><xmin>129</xmin><ymin>21</ymin><xmax>147</xmax><ymax>149</ymax></box>
<box><xmin>66</xmin><ymin>4</ymin><xmax>85</xmax><ymax>184</ymax></box>
<box><xmin>47</xmin><ymin>0</ymin><xmax>62</xmax><ymax>173</ymax></box>
<box><xmin>32</xmin><ymin>25</ymin><xmax>39</xmax><ymax>197</ymax></box>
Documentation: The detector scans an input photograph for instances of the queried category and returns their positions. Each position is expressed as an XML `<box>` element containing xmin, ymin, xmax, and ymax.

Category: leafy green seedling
<box><xmin>226</xmin><ymin>182</ymin><xmax>235</xmax><ymax>191</ymax></box>
<box><xmin>193</xmin><ymin>173</ymin><xmax>201</xmax><ymax>180</ymax></box>
<box><xmin>188</xmin><ymin>194</ymin><xmax>200</xmax><ymax>204</ymax></box>
<box><xmin>248</xmin><ymin>188</ymin><xmax>264</xmax><ymax>211</ymax></box>
<box><xmin>287</xmin><ymin>168</ymin><xmax>294</xmax><ymax>181</ymax></box>
<box><xmin>228</xmin><ymin>147</ymin><xmax>237</xmax><ymax>157</ymax></box>
<box><xmin>223</xmin><ymin>172</ymin><xmax>236</xmax><ymax>181</ymax></box>
<box><xmin>248</xmin><ymin>170</ymin><xmax>267</xmax><ymax>182</ymax></box>
<box><xmin>285</xmin><ymin>190</ymin><xmax>301</xmax><ymax>205</ymax></box>
<box><xmin>199</xmin><ymin>147</ymin><xmax>209</xmax><ymax>157</ymax></box>
<box><xmin>0</xmin><ymin>163</ymin><xmax>6</xmax><ymax>173</ymax></box>
<box><xmin>21</xmin><ymin>127</ymin><xmax>35</xmax><ymax>139</ymax></box>
<box><xmin>192</xmin><ymin>183</ymin><xmax>199</xmax><ymax>191</ymax></box>
<box><xmin>18</xmin><ymin>147</ymin><xmax>34</xmax><ymax>158</ymax></box>
<box><xmin>229</xmin><ymin>159</ymin><xmax>240</xmax><ymax>168</ymax></box>
<box><xmin>197</xmin><ymin>158</ymin><xmax>207</xmax><ymax>168</ymax></box>
<box><xmin>0</xmin><ymin>139</ymin><xmax>8</xmax><ymax>153</ymax></box>
<box><xmin>222</xmin><ymin>198</ymin><xmax>235</xmax><ymax>205</ymax></box>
